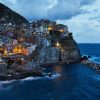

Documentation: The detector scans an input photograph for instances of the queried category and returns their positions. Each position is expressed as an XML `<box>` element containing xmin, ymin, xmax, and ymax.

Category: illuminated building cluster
<box><xmin>0</xmin><ymin>19</ymin><xmax>70</xmax><ymax>58</ymax></box>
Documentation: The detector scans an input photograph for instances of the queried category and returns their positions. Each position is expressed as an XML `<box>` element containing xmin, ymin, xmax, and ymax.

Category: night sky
<box><xmin>0</xmin><ymin>0</ymin><xmax>100</xmax><ymax>43</ymax></box>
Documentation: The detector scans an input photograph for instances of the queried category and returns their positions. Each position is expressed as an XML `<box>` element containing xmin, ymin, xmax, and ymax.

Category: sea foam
<box><xmin>89</xmin><ymin>56</ymin><xmax>100</xmax><ymax>64</ymax></box>
<box><xmin>22</xmin><ymin>73</ymin><xmax>61</xmax><ymax>81</ymax></box>
<box><xmin>0</xmin><ymin>73</ymin><xmax>61</xmax><ymax>85</ymax></box>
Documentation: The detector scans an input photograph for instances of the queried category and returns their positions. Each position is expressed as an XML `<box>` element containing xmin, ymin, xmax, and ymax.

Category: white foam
<box><xmin>21</xmin><ymin>77</ymin><xmax>43</xmax><ymax>81</ymax></box>
<box><xmin>0</xmin><ymin>73</ymin><xmax>61</xmax><ymax>85</ymax></box>
<box><xmin>0</xmin><ymin>80</ymin><xmax>16</xmax><ymax>85</ymax></box>
<box><xmin>22</xmin><ymin>73</ymin><xmax>61</xmax><ymax>81</ymax></box>
<box><xmin>89</xmin><ymin>56</ymin><xmax>100</xmax><ymax>64</ymax></box>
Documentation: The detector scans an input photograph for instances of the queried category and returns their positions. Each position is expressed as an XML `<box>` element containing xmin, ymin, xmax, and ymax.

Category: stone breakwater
<box><xmin>81</xmin><ymin>60</ymin><xmax>100</xmax><ymax>74</ymax></box>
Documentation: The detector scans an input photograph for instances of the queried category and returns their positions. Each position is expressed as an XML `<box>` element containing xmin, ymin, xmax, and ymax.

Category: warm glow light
<box><xmin>56</xmin><ymin>42</ymin><xmax>60</xmax><ymax>47</ymax></box>
<box><xmin>4</xmin><ymin>50</ymin><xmax>7</xmax><ymax>53</ymax></box>
<box><xmin>48</xmin><ymin>27</ymin><xmax>52</xmax><ymax>31</ymax></box>
<box><xmin>4</xmin><ymin>50</ymin><xmax>8</xmax><ymax>56</ymax></box>
<box><xmin>18</xmin><ymin>49</ymin><xmax>22</xmax><ymax>53</ymax></box>
<box><xmin>59</xmin><ymin>29</ymin><xmax>64</xmax><ymax>33</ymax></box>
<box><xmin>13</xmin><ymin>46</ymin><xmax>29</xmax><ymax>55</ymax></box>
<box><xmin>9</xmin><ymin>53</ymin><xmax>13</xmax><ymax>55</ymax></box>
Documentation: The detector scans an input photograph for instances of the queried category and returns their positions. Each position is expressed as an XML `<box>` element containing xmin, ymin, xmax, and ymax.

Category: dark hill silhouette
<box><xmin>0</xmin><ymin>2</ymin><xmax>29</xmax><ymax>24</ymax></box>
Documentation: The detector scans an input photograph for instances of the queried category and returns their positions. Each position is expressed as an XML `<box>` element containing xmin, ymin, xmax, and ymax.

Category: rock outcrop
<box><xmin>31</xmin><ymin>32</ymin><xmax>81</xmax><ymax>65</ymax></box>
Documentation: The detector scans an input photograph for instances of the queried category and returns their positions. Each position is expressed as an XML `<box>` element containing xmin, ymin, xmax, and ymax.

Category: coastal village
<box><xmin>0</xmin><ymin>16</ymin><xmax>81</xmax><ymax>80</ymax></box>
<box><xmin>0</xmin><ymin>18</ymin><xmax>71</xmax><ymax>61</ymax></box>
<box><xmin>0</xmin><ymin>2</ymin><xmax>100</xmax><ymax>81</ymax></box>
<box><xmin>0</xmin><ymin>18</ymin><xmax>69</xmax><ymax>60</ymax></box>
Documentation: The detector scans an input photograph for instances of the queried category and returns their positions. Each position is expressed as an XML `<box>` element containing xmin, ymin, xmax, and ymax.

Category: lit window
<box><xmin>59</xmin><ymin>29</ymin><xmax>64</xmax><ymax>33</ymax></box>
<box><xmin>48</xmin><ymin>27</ymin><xmax>52</xmax><ymax>31</ymax></box>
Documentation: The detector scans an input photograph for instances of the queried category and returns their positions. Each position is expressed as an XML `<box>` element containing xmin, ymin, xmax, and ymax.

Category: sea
<box><xmin>0</xmin><ymin>44</ymin><xmax>100</xmax><ymax>100</ymax></box>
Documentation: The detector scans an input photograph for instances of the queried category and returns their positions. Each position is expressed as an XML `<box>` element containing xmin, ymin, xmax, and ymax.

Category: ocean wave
<box><xmin>93</xmin><ymin>75</ymin><xmax>100</xmax><ymax>81</ymax></box>
<box><xmin>89</xmin><ymin>56</ymin><xmax>100</xmax><ymax>64</ymax></box>
<box><xmin>0</xmin><ymin>80</ymin><xmax>16</xmax><ymax>90</ymax></box>
<box><xmin>22</xmin><ymin>73</ymin><xmax>61</xmax><ymax>81</ymax></box>
<box><xmin>0</xmin><ymin>73</ymin><xmax>61</xmax><ymax>85</ymax></box>
<box><xmin>0</xmin><ymin>80</ymin><xmax>16</xmax><ymax>85</ymax></box>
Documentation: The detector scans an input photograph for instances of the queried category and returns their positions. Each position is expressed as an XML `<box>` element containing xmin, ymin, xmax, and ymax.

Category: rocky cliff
<box><xmin>0</xmin><ymin>3</ymin><xmax>29</xmax><ymax>24</ymax></box>
<box><xmin>31</xmin><ymin>31</ymin><xmax>81</xmax><ymax>64</ymax></box>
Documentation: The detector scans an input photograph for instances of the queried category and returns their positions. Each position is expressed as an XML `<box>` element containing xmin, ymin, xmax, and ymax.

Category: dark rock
<box><xmin>0</xmin><ymin>70</ymin><xmax>44</xmax><ymax>81</ymax></box>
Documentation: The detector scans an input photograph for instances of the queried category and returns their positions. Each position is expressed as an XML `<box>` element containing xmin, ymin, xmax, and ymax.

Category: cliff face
<box><xmin>59</xmin><ymin>38</ymin><xmax>81</xmax><ymax>62</ymax></box>
<box><xmin>37</xmin><ymin>46</ymin><xmax>60</xmax><ymax>63</ymax></box>
<box><xmin>31</xmin><ymin>32</ymin><xmax>81</xmax><ymax>64</ymax></box>
<box><xmin>0</xmin><ymin>3</ymin><xmax>29</xmax><ymax>24</ymax></box>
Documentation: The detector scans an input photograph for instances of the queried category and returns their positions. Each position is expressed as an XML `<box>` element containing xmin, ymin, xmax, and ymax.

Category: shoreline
<box><xmin>0</xmin><ymin>58</ymin><xmax>100</xmax><ymax>81</ymax></box>
<box><xmin>81</xmin><ymin>60</ymin><xmax>100</xmax><ymax>74</ymax></box>
<box><xmin>0</xmin><ymin>61</ymin><xmax>74</xmax><ymax>81</ymax></box>
<box><xmin>0</xmin><ymin>68</ymin><xmax>44</xmax><ymax>81</ymax></box>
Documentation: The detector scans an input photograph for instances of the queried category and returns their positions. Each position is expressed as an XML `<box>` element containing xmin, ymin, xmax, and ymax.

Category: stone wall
<box><xmin>33</xmin><ymin>44</ymin><xmax>80</xmax><ymax>64</ymax></box>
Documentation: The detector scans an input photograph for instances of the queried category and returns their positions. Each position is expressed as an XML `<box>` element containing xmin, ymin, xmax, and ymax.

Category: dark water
<box><xmin>0</xmin><ymin>44</ymin><xmax>100</xmax><ymax>100</ymax></box>
<box><xmin>78</xmin><ymin>43</ymin><xmax>100</xmax><ymax>57</ymax></box>
<box><xmin>78</xmin><ymin>43</ymin><xmax>100</xmax><ymax>63</ymax></box>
